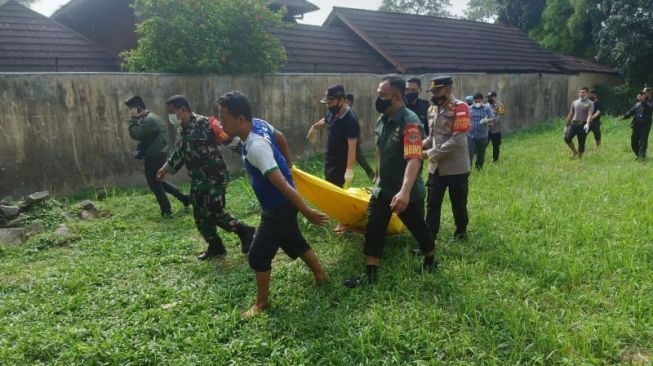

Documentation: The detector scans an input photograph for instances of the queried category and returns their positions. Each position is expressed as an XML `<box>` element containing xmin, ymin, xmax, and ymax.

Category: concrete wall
<box><xmin>412</xmin><ymin>73</ymin><xmax>570</xmax><ymax>132</ymax></box>
<box><xmin>0</xmin><ymin>72</ymin><xmax>604</xmax><ymax>197</ymax></box>
<box><xmin>567</xmin><ymin>72</ymin><xmax>623</xmax><ymax>106</ymax></box>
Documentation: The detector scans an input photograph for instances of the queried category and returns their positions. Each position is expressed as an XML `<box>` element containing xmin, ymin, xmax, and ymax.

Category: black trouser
<box><xmin>468</xmin><ymin>136</ymin><xmax>489</xmax><ymax>170</ymax></box>
<box><xmin>144</xmin><ymin>155</ymin><xmax>187</xmax><ymax>214</ymax></box>
<box><xmin>248</xmin><ymin>203</ymin><xmax>311</xmax><ymax>272</ymax></box>
<box><xmin>588</xmin><ymin>122</ymin><xmax>601</xmax><ymax>142</ymax></box>
<box><xmin>325</xmin><ymin>163</ymin><xmax>346</xmax><ymax>187</ymax></box>
<box><xmin>631</xmin><ymin>122</ymin><xmax>652</xmax><ymax>158</ymax></box>
<box><xmin>364</xmin><ymin>195</ymin><xmax>435</xmax><ymax>258</ymax></box>
<box><xmin>356</xmin><ymin>142</ymin><xmax>375</xmax><ymax>179</ymax></box>
<box><xmin>564</xmin><ymin>122</ymin><xmax>587</xmax><ymax>153</ymax></box>
<box><xmin>426</xmin><ymin>171</ymin><xmax>469</xmax><ymax>238</ymax></box>
<box><xmin>489</xmin><ymin>132</ymin><xmax>501</xmax><ymax>162</ymax></box>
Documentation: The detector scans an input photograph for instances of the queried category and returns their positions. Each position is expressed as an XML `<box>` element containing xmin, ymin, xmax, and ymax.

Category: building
<box><xmin>0</xmin><ymin>0</ymin><xmax>120</xmax><ymax>72</ymax></box>
<box><xmin>51</xmin><ymin>0</ymin><xmax>320</xmax><ymax>57</ymax></box>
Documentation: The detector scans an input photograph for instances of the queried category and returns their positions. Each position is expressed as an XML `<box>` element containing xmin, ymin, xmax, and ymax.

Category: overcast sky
<box><xmin>32</xmin><ymin>0</ymin><xmax>470</xmax><ymax>24</ymax></box>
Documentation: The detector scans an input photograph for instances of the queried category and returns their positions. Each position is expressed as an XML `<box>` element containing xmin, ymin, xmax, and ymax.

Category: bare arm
<box><xmin>586</xmin><ymin>104</ymin><xmax>595</xmax><ymax>124</ymax></box>
<box><xmin>274</xmin><ymin>130</ymin><xmax>293</xmax><ymax>167</ymax></box>
<box><xmin>346</xmin><ymin>139</ymin><xmax>357</xmax><ymax>170</ymax></box>
<box><xmin>267</xmin><ymin>170</ymin><xmax>327</xmax><ymax>225</ymax></box>
<box><xmin>566</xmin><ymin>104</ymin><xmax>574</xmax><ymax>125</ymax></box>
<box><xmin>312</xmin><ymin>118</ymin><xmax>326</xmax><ymax>129</ymax></box>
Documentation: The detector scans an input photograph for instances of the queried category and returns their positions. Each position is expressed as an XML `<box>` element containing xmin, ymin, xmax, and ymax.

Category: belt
<box><xmin>572</xmin><ymin>121</ymin><xmax>585</xmax><ymax>125</ymax></box>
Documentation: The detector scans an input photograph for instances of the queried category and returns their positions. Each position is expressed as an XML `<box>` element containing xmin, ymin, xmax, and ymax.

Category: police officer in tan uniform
<box><xmin>423</xmin><ymin>76</ymin><xmax>471</xmax><ymax>241</ymax></box>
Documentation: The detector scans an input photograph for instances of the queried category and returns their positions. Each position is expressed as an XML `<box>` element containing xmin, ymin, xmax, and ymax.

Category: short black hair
<box><xmin>217</xmin><ymin>91</ymin><xmax>253</xmax><ymax>121</ymax></box>
<box><xmin>407</xmin><ymin>77</ymin><xmax>421</xmax><ymax>88</ymax></box>
<box><xmin>589</xmin><ymin>89</ymin><xmax>598</xmax><ymax>95</ymax></box>
<box><xmin>166</xmin><ymin>95</ymin><xmax>192</xmax><ymax>112</ymax></box>
<box><xmin>124</xmin><ymin>95</ymin><xmax>146</xmax><ymax>110</ymax></box>
<box><xmin>473</xmin><ymin>92</ymin><xmax>484</xmax><ymax>100</ymax></box>
<box><xmin>382</xmin><ymin>75</ymin><xmax>406</xmax><ymax>97</ymax></box>
<box><xmin>580</xmin><ymin>87</ymin><xmax>589</xmax><ymax>92</ymax></box>
<box><xmin>345</xmin><ymin>93</ymin><xmax>354</xmax><ymax>102</ymax></box>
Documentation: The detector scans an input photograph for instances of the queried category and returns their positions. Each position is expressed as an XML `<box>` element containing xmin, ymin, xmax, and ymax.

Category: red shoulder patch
<box><xmin>403</xmin><ymin>123</ymin><xmax>423</xmax><ymax>159</ymax></box>
<box><xmin>208</xmin><ymin>116</ymin><xmax>231</xmax><ymax>143</ymax></box>
<box><xmin>453</xmin><ymin>103</ymin><xmax>470</xmax><ymax>132</ymax></box>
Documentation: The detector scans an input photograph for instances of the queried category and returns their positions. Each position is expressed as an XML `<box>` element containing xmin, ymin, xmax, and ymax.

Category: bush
<box><xmin>122</xmin><ymin>0</ymin><xmax>287</xmax><ymax>74</ymax></box>
<box><xmin>592</xmin><ymin>83</ymin><xmax>642</xmax><ymax>116</ymax></box>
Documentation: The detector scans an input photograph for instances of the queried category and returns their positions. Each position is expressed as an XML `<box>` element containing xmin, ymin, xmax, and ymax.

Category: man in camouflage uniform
<box><xmin>157</xmin><ymin>95</ymin><xmax>255</xmax><ymax>260</ymax></box>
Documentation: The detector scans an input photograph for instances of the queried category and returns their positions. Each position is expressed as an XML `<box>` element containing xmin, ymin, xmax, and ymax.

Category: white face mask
<box><xmin>168</xmin><ymin>113</ymin><xmax>181</xmax><ymax>127</ymax></box>
<box><xmin>473</xmin><ymin>102</ymin><xmax>482</xmax><ymax>108</ymax></box>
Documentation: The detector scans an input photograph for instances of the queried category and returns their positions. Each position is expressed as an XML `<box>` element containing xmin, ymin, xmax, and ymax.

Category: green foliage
<box><xmin>464</xmin><ymin>0</ymin><xmax>500</xmax><ymax>22</ymax></box>
<box><xmin>595</xmin><ymin>0</ymin><xmax>653</xmax><ymax>85</ymax></box>
<box><xmin>592</xmin><ymin>83</ymin><xmax>641</xmax><ymax>116</ymax></box>
<box><xmin>495</xmin><ymin>0</ymin><xmax>546</xmax><ymax>31</ymax></box>
<box><xmin>2</xmin><ymin>118</ymin><xmax>653</xmax><ymax>364</ymax></box>
<box><xmin>20</xmin><ymin>200</ymin><xmax>68</xmax><ymax>229</ymax></box>
<box><xmin>122</xmin><ymin>0</ymin><xmax>287</xmax><ymax>74</ymax></box>
<box><xmin>24</xmin><ymin>231</ymin><xmax>80</xmax><ymax>255</ymax></box>
<box><xmin>379</xmin><ymin>0</ymin><xmax>453</xmax><ymax>17</ymax></box>
<box><xmin>529</xmin><ymin>0</ymin><xmax>599</xmax><ymax>58</ymax></box>
<box><xmin>493</xmin><ymin>0</ymin><xmax>652</xmax><ymax>86</ymax></box>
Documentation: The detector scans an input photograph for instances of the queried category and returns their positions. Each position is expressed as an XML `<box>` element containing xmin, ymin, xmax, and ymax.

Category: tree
<box><xmin>528</xmin><ymin>0</ymin><xmax>599</xmax><ymax>58</ymax></box>
<box><xmin>595</xmin><ymin>0</ymin><xmax>653</xmax><ymax>84</ymax></box>
<box><xmin>495</xmin><ymin>0</ymin><xmax>546</xmax><ymax>32</ymax></box>
<box><xmin>122</xmin><ymin>0</ymin><xmax>287</xmax><ymax>74</ymax></box>
<box><xmin>379</xmin><ymin>0</ymin><xmax>453</xmax><ymax>17</ymax></box>
<box><xmin>464</xmin><ymin>0</ymin><xmax>499</xmax><ymax>22</ymax></box>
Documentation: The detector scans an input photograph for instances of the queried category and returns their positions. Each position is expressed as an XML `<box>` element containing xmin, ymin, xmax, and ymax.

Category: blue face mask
<box><xmin>375</xmin><ymin>96</ymin><xmax>393</xmax><ymax>114</ymax></box>
<box><xmin>405</xmin><ymin>92</ymin><xmax>418</xmax><ymax>105</ymax></box>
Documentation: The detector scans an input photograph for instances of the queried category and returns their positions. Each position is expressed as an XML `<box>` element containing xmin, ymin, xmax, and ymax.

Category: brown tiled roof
<box><xmin>271</xmin><ymin>24</ymin><xmax>395</xmax><ymax>74</ymax></box>
<box><xmin>324</xmin><ymin>7</ymin><xmax>566</xmax><ymax>74</ymax></box>
<box><xmin>320</xmin><ymin>7</ymin><xmax>618</xmax><ymax>76</ymax></box>
<box><xmin>0</xmin><ymin>0</ymin><xmax>121</xmax><ymax>72</ymax></box>
<box><xmin>553</xmin><ymin>54</ymin><xmax>618</xmax><ymax>75</ymax></box>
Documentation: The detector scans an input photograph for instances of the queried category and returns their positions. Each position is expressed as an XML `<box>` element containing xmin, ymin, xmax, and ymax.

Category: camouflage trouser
<box><xmin>191</xmin><ymin>188</ymin><xmax>242</xmax><ymax>247</ymax></box>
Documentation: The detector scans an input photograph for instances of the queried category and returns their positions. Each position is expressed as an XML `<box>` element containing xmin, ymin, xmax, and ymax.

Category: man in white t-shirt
<box><xmin>217</xmin><ymin>91</ymin><xmax>329</xmax><ymax>319</ymax></box>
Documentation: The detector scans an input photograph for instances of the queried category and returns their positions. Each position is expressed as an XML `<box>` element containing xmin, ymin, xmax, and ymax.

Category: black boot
<box><xmin>197</xmin><ymin>240</ymin><xmax>227</xmax><ymax>261</ymax></box>
<box><xmin>422</xmin><ymin>255</ymin><xmax>437</xmax><ymax>273</ymax></box>
<box><xmin>181</xmin><ymin>194</ymin><xmax>191</xmax><ymax>208</ymax></box>
<box><xmin>237</xmin><ymin>225</ymin><xmax>256</xmax><ymax>254</ymax></box>
<box><xmin>344</xmin><ymin>265</ymin><xmax>378</xmax><ymax>288</ymax></box>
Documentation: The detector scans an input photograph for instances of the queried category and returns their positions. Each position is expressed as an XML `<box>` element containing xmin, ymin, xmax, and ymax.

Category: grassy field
<box><xmin>1</xmin><ymin>116</ymin><xmax>653</xmax><ymax>365</ymax></box>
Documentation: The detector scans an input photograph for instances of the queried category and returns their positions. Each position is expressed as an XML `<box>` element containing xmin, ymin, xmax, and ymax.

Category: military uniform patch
<box><xmin>403</xmin><ymin>123</ymin><xmax>423</xmax><ymax>159</ymax></box>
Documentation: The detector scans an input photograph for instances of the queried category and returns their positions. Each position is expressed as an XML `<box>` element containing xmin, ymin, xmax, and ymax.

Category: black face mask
<box><xmin>405</xmin><ymin>92</ymin><xmax>419</xmax><ymax>105</ymax></box>
<box><xmin>488</xmin><ymin>98</ymin><xmax>495</xmax><ymax>104</ymax></box>
<box><xmin>328</xmin><ymin>102</ymin><xmax>341</xmax><ymax>115</ymax></box>
<box><xmin>375</xmin><ymin>97</ymin><xmax>393</xmax><ymax>114</ymax></box>
<box><xmin>431</xmin><ymin>95</ymin><xmax>447</xmax><ymax>106</ymax></box>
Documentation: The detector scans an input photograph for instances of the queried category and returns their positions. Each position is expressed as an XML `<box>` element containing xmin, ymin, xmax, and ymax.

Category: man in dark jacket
<box><xmin>126</xmin><ymin>95</ymin><xmax>189</xmax><ymax>216</ymax></box>
<box><xmin>620</xmin><ymin>91</ymin><xmax>653</xmax><ymax>160</ymax></box>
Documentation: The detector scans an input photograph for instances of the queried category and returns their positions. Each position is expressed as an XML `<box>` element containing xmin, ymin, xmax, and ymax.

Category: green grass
<box><xmin>1</xmin><ymin>117</ymin><xmax>652</xmax><ymax>365</ymax></box>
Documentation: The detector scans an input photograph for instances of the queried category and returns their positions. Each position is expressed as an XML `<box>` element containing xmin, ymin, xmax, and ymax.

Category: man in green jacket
<box><xmin>126</xmin><ymin>95</ymin><xmax>189</xmax><ymax>217</ymax></box>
